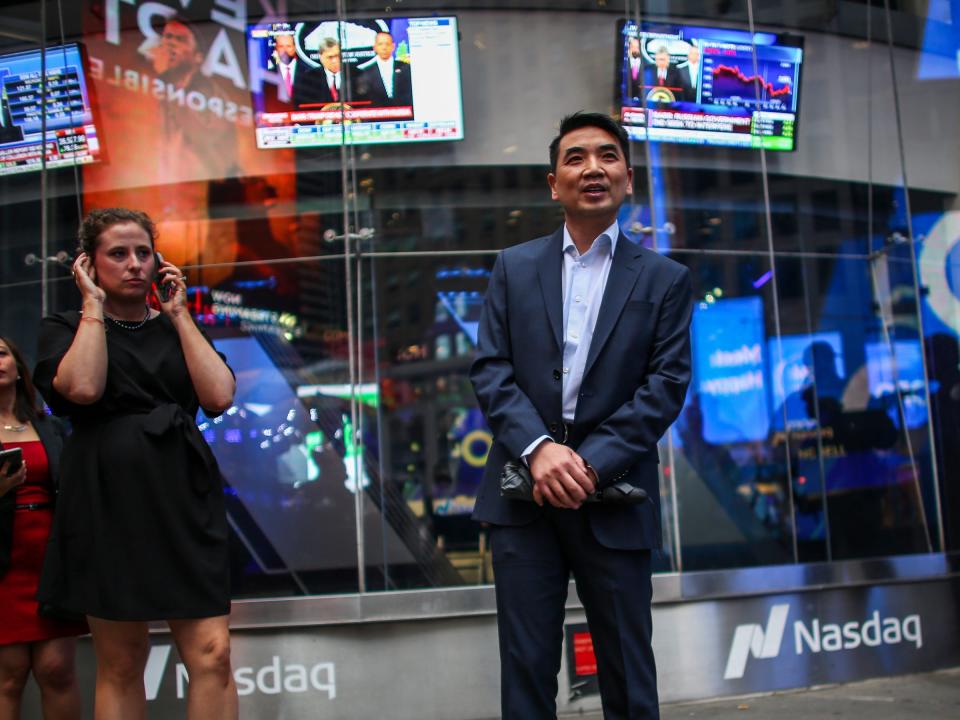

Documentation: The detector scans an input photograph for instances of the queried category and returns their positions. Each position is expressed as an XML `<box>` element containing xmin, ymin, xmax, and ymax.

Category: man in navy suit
<box><xmin>470</xmin><ymin>112</ymin><xmax>692</xmax><ymax>720</ymax></box>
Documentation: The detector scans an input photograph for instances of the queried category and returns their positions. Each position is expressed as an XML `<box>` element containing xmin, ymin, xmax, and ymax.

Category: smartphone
<box><xmin>0</xmin><ymin>447</ymin><xmax>23</xmax><ymax>477</ymax></box>
<box><xmin>154</xmin><ymin>251</ymin><xmax>173</xmax><ymax>303</ymax></box>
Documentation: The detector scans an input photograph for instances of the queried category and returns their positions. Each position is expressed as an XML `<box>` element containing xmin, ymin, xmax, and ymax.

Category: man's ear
<box><xmin>547</xmin><ymin>172</ymin><xmax>559</xmax><ymax>201</ymax></box>
<box><xmin>626</xmin><ymin>167</ymin><xmax>634</xmax><ymax>195</ymax></box>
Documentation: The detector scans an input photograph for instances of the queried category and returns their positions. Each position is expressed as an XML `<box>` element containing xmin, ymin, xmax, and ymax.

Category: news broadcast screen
<box><xmin>617</xmin><ymin>20</ymin><xmax>804</xmax><ymax>151</ymax></box>
<box><xmin>248</xmin><ymin>16</ymin><xmax>463</xmax><ymax>148</ymax></box>
<box><xmin>0</xmin><ymin>43</ymin><xmax>102</xmax><ymax>175</ymax></box>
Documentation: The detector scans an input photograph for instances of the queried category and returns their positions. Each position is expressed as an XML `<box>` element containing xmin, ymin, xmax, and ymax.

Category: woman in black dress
<box><xmin>33</xmin><ymin>208</ymin><xmax>238</xmax><ymax>719</ymax></box>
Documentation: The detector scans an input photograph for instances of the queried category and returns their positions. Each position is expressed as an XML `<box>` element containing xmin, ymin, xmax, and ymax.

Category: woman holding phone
<box><xmin>33</xmin><ymin>208</ymin><xmax>239</xmax><ymax>720</ymax></box>
<box><xmin>0</xmin><ymin>334</ymin><xmax>85</xmax><ymax>720</ymax></box>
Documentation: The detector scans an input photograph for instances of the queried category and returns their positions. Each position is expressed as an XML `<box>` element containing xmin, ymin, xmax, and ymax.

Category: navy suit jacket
<box><xmin>470</xmin><ymin>228</ymin><xmax>692</xmax><ymax>550</ymax></box>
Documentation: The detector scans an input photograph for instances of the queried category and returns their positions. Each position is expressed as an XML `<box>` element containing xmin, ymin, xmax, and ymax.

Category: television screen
<box><xmin>617</xmin><ymin>20</ymin><xmax>804</xmax><ymax>151</ymax></box>
<box><xmin>248</xmin><ymin>17</ymin><xmax>463</xmax><ymax>148</ymax></box>
<box><xmin>0</xmin><ymin>43</ymin><xmax>102</xmax><ymax>176</ymax></box>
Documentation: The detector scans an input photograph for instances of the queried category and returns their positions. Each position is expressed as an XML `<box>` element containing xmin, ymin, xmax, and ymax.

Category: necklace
<box><xmin>2</xmin><ymin>423</ymin><xmax>27</xmax><ymax>432</ymax></box>
<box><xmin>105</xmin><ymin>305</ymin><xmax>151</xmax><ymax>331</ymax></box>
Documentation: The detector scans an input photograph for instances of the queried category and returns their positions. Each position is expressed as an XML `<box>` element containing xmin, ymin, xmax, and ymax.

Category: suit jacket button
<box><xmin>549</xmin><ymin>422</ymin><xmax>559</xmax><ymax>433</ymax></box>
<box><xmin>552</xmin><ymin>369</ymin><xmax>561</xmax><ymax>381</ymax></box>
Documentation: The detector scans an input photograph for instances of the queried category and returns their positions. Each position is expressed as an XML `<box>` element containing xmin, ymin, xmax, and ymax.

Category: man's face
<box><xmin>157</xmin><ymin>21</ymin><xmax>201</xmax><ymax>74</ymax></box>
<box><xmin>688</xmin><ymin>47</ymin><xmax>700</xmax><ymax>65</ymax></box>
<box><xmin>628</xmin><ymin>38</ymin><xmax>641</xmax><ymax>59</ymax></box>
<box><xmin>655</xmin><ymin>50</ymin><xmax>670</xmax><ymax>70</ymax></box>
<box><xmin>374</xmin><ymin>33</ymin><xmax>396</xmax><ymax>60</ymax></box>
<box><xmin>274</xmin><ymin>34</ymin><xmax>296</xmax><ymax>63</ymax></box>
<box><xmin>320</xmin><ymin>45</ymin><xmax>341</xmax><ymax>73</ymax></box>
<box><xmin>548</xmin><ymin>126</ymin><xmax>632</xmax><ymax>222</ymax></box>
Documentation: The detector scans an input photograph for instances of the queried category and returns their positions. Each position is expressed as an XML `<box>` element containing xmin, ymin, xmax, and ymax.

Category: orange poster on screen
<box><xmin>81</xmin><ymin>0</ymin><xmax>297</xmax><ymax>288</ymax></box>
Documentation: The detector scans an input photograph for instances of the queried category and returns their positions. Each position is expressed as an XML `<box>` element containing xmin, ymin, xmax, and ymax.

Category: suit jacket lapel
<box><xmin>583</xmin><ymin>234</ymin><xmax>645</xmax><ymax>378</ymax></box>
<box><xmin>536</xmin><ymin>228</ymin><xmax>565</xmax><ymax>352</ymax></box>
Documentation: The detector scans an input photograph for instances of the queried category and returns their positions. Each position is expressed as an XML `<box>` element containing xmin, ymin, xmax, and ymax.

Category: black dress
<box><xmin>33</xmin><ymin>311</ymin><xmax>231</xmax><ymax>620</ymax></box>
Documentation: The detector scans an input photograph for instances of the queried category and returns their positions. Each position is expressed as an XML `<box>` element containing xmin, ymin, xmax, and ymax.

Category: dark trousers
<box><xmin>490</xmin><ymin>507</ymin><xmax>659</xmax><ymax>720</ymax></box>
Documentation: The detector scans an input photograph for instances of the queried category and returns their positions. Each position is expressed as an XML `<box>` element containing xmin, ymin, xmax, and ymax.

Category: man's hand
<box><xmin>529</xmin><ymin>441</ymin><xmax>596</xmax><ymax>509</ymax></box>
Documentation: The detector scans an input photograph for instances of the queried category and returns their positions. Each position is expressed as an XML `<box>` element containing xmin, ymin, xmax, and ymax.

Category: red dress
<box><xmin>0</xmin><ymin>440</ymin><xmax>87</xmax><ymax>645</ymax></box>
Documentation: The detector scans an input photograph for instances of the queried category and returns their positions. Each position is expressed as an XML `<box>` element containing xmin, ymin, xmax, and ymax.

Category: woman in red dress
<box><xmin>0</xmin><ymin>335</ymin><xmax>86</xmax><ymax>719</ymax></box>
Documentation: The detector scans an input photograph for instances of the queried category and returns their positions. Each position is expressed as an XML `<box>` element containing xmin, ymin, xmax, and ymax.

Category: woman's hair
<box><xmin>77</xmin><ymin>208</ymin><xmax>157</xmax><ymax>256</ymax></box>
<box><xmin>0</xmin><ymin>335</ymin><xmax>42</xmax><ymax>423</ymax></box>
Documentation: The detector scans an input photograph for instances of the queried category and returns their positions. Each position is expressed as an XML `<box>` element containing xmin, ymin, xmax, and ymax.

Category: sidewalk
<box><xmin>579</xmin><ymin>668</ymin><xmax>960</xmax><ymax>719</ymax></box>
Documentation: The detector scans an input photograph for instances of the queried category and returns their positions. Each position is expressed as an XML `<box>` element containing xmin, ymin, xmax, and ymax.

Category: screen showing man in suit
<box><xmin>307</xmin><ymin>37</ymin><xmax>346</xmax><ymax>106</ymax></box>
<box><xmin>683</xmin><ymin>42</ymin><xmax>701</xmax><ymax>101</ymax></box>
<box><xmin>355</xmin><ymin>31</ymin><xmax>413</xmax><ymax>110</ymax></box>
<box><xmin>650</xmin><ymin>45</ymin><xmax>687</xmax><ymax>100</ymax></box>
<box><xmin>471</xmin><ymin>112</ymin><xmax>693</xmax><ymax>719</ymax></box>
<box><xmin>248</xmin><ymin>17</ymin><xmax>463</xmax><ymax>148</ymax></box>
<box><xmin>270</xmin><ymin>33</ymin><xmax>300</xmax><ymax>108</ymax></box>
<box><xmin>624</xmin><ymin>36</ymin><xmax>644</xmax><ymax>104</ymax></box>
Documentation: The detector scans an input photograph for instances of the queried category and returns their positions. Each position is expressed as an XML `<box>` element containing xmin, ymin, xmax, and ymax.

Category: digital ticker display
<box><xmin>0</xmin><ymin>43</ymin><xmax>102</xmax><ymax>175</ymax></box>
<box><xmin>617</xmin><ymin>20</ymin><xmax>804</xmax><ymax>151</ymax></box>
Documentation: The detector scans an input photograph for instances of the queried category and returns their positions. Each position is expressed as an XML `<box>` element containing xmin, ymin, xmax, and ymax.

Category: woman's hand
<box><xmin>0</xmin><ymin>461</ymin><xmax>26</xmax><ymax>498</ymax></box>
<box><xmin>72</xmin><ymin>253</ymin><xmax>105</xmax><ymax>304</ymax></box>
<box><xmin>155</xmin><ymin>259</ymin><xmax>188</xmax><ymax>317</ymax></box>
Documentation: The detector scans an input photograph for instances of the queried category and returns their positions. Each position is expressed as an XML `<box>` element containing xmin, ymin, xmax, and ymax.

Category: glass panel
<box><xmin>889</xmin><ymin>0</ymin><xmax>959</xmax><ymax>553</ymax></box>
<box><xmin>346</xmin><ymin>0</ymin><xmax>663</xmax><ymax>587</ymax></box>
<box><xmin>362</xmin><ymin>253</ymin><xmax>498</xmax><ymax>590</ymax></box>
<box><xmin>633</xmin><ymin>0</ymin><xmax>796</xmax><ymax>570</ymax></box>
<box><xmin>23</xmin><ymin>1</ymin><xmax>358</xmax><ymax>597</ymax></box>
<box><xmin>0</xmin><ymin>5</ymin><xmax>46</xmax><ymax>376</ymax></box>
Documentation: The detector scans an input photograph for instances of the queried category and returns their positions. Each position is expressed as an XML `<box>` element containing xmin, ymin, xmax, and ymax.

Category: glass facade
<box><xmin>1</xmin><ymin>0</ymin><xmax>957</xmax><ymax>599</ymax></box>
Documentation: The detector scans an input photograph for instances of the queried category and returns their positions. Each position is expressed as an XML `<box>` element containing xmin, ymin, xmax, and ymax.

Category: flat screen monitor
<box><xmin>0</xmin><ymin>43</ymin><xmax>101</xmax><ymax>176</ymax></box>
<box><xmin>617</xmin><ymin>20</ymin><xmax>804</xmax><ymax>151</ymax></box>
<box><xmin>248</xmin><ymin>17</ymin><xmax>463</xmax><ymax>148</ymax></box>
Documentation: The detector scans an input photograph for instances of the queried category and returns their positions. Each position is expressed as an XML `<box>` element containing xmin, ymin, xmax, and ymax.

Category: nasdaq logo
<box><xmin>724</xmin><ymin>605</ymin><xmax>924</xmax><ymax>680</ymax></box>
<box><xmin>143</xmin><ymin>645</ymin><xmax>336</xmax><ymax>701</ymax></box>
<box><xmin>723</xmin><ymin>604</ymin><xmax>789</xmax><ymax>680</ymax></box>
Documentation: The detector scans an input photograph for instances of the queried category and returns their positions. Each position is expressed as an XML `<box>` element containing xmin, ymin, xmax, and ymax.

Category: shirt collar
<box><xmin>562</xmin><ymin>220</ymin><xmax>619</xmax><ymax>259</ymax></box>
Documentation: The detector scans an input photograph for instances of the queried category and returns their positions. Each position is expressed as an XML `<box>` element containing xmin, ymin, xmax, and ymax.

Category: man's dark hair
<box><xmin>549</xmin><ymin>112</ymin><xmax>630</xmax><ymax>173</ymax></box>
<box><xmin>78</xmin><ymin>208</ymin><xmax>157</xmax><ymax>256</ymax></box>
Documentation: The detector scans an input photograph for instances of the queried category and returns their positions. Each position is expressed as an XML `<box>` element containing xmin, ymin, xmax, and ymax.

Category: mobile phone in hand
<box><xmin>0</xmin><ymin>447</ymin><xmax>23</xmax><ymax>477</ymax></box>
<box><xmin>155</xmin><ymin>251</ymin><xmax>173</xmax><ymax>303</ymax></box>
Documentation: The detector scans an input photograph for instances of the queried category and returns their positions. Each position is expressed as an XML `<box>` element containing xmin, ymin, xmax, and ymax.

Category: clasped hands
<box><xmin>528</xmin><ymin>440</ymin><xmax>597</xmax><ymax>509</ymax></box>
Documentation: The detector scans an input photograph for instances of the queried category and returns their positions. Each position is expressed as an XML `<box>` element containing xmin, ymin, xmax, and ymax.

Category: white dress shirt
<box><xmin>522</xmin><ymin>220</ymin><xmax>620</xmax><ymax>459</ymax></box>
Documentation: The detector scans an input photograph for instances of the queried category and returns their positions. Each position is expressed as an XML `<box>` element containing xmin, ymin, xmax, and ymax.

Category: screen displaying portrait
<box><xmin>248</xmin><ymin>16</ymin><xmax>463</xmax><ymax>148</ymax></box>
<box><xmin>617</xmin><ymin>20</ymin><xmax>804</xmax><ymax>151</ymax></box>
<box><xmin>0</xmin><ymin>43</ymin><xmax>102</xmax><ymax>176</ymax></box>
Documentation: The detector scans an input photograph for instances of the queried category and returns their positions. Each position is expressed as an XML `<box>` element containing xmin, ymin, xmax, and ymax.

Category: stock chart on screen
<box><xmin>617</xmin><ymin>21</ymin><xmax>804</xmax><ymax>151</ymax></box>
<box><xmin>0</xmin><ymin>43</ymin><xmax>102</xmax><ymax>175</ymax></box>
